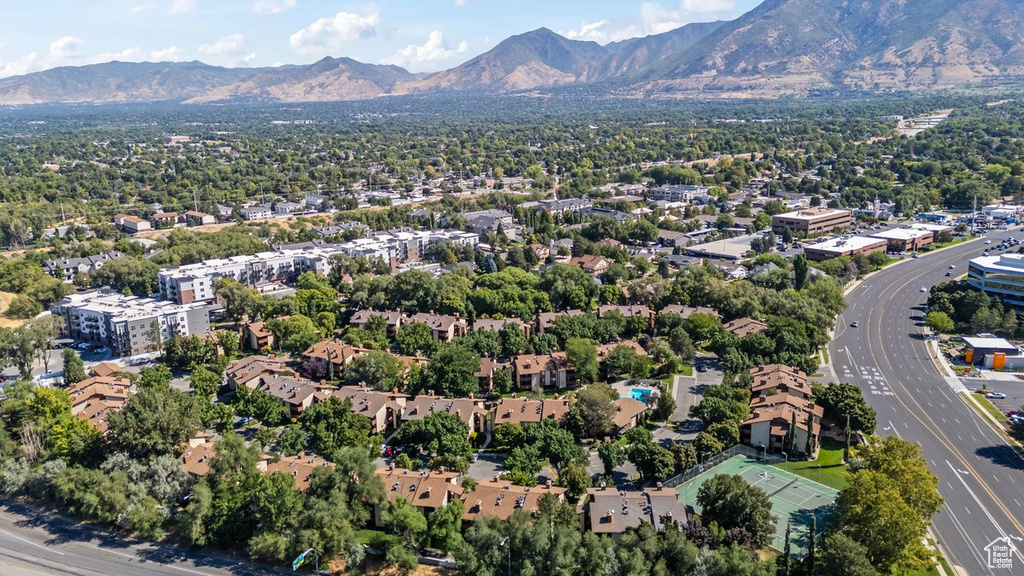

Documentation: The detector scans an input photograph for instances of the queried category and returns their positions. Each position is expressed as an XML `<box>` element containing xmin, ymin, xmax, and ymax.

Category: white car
<box><xmin>919</xmin><ymin>287</ymin><xmax>927</xmax><ymax>292</ymax></box>
<box><xmin>948</xmin><ymin>264</ymin><xmax>956</xmax><ymax>269</ymax></box>
<box><xmin>986</xmin><ymin>239</ymin><xmax>993</xmax><ymax>244</ymax></box>
<box><xmin>985</xmin><ymin>392</ymin><xmax>1007</xmax><ymax>400</ymax></box>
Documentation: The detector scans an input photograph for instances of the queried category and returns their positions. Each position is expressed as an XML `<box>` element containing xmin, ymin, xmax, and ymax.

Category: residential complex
<box><xmin>43</xmin><ymin>251</ymin><xmax>125</xmax><ymax>283</ymax></box>
<box><xmin>771</xmin><ymin>208</ymin><xmax>852</xmax><ymax>235</ymax></box>
<box><xmin>52</xmin><ymin>289</ymin><xmax>213</xmax><ymax>357</ymax></box>
<box><xmin>741</xmin><ymin>365</ymin><xmax>822</xmax><ymax>455</ymax></box>
<box><xmin>158</xmin><ymin>228</ymin><xmax>478</xmax><ymax>304</ymax></box>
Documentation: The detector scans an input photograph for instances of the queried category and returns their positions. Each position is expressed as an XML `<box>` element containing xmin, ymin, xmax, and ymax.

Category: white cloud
<box><xmin>253</xmin><ymin>0</ymin><xmax>296</xmax><ymax>15</ymax></box>
<box><xmin>563</xmin><ymin>0</ymin><xmax>738</xmax><ymax>44</ymax></box>
<box><xmin>198</xmin><ymin>34</ymin><xmax>256</xmax><ymax>66</ymax></box>
<box><xmin>381</xmin><ymin>31</ymin><xmax>468</xmax><ymax>71</ymax></box>
<box><xmin>49</xmin><ymin>36</ymin><xmax>83</xmax><ymax>59</ymax></box>
<box><xmin>289</xmin><ymin>9</ymin><xmax>379</xmax><ymax>56</ymax></box>
<box><xmin>149</xmin><ymin>47</ymin><xmax>183</xmax><ymax>61</ymax></box>
<box><xmin>0</xmin><ymin>52</ymin><xmax>40</xmax><ymax>78</ymax></box>
<box><xmin>453</xmin><ymin>0</ymin><xmax>467</xmax><ymax>6</ymax></box>
<box><xmin>168</xmin><ymin>0</ymin><xmax>197</xmax><ymax>15</ymax></box>
<box><xmin>130</xmin><ymin>3</ymin><xmax>155</xmax><ymax>14</ymax></box>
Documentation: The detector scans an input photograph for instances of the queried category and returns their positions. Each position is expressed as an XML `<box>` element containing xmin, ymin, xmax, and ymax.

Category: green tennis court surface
<box><xmin>675</xmin><ymin>455</ymin><xmax>838</xmax><ymax>555</ymax></box>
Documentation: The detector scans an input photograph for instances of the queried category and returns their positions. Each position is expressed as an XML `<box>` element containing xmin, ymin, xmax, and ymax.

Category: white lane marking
<box><xmin>0</xmin><ymin>529</ymin><xmax>65</xmax><ymax>556</ymax></box>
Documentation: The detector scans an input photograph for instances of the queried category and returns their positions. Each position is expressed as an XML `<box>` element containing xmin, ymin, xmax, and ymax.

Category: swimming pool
<box><xmin>629</xmin><ymin>388</ymin><xmax>653</xmax><ymax>404</ymax></box>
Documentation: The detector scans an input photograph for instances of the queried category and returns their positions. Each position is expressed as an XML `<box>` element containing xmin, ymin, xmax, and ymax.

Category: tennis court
<box><xmin>675</xmin><ymin>455</ymin><xmax>838</xmax><ymax>555</ymax></box>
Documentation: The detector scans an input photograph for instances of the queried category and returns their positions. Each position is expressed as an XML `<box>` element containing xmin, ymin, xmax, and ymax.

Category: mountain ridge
<box><xmin>4</xmin><ymin>1</ymin><xmax>1024</xmax><ymax>105</ymax></box>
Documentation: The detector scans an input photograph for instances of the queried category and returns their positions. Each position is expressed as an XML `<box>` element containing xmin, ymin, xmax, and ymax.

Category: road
<box><xmin>0</xmin><ymin>502</ymin><xmax>285</xmax><ymax>576</ymax></box>
<box><xmin>830</xmin><ymin>232</ymin><xmax>1024</xmax><ymax>576</ymax></box>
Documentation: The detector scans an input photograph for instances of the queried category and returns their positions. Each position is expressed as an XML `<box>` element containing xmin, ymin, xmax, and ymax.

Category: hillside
<box><xmin>643</xmin><ymin>0</ymin><xmax>1024</xmax><ymax>96</ymax></box>
<box><xmin>186</xmin><ymin>57</ymin><xmax>417</xmax><ymax>103</ymax></box>
<box><xmin>395</xmin><ymin>28</ymin><xmax>607</xmax><ymax>93</ymax></box>
<box><xmin>0</xmin><ymin>61</ymin><xmax>264</xmax><ymax>105</ymax></box>
<box><xmin>583</xmin><ymin>21</ymin><xmax>726</xmax><ymax>83</ymax></box>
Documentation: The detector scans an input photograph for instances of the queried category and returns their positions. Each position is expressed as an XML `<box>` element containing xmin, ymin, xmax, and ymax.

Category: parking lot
<box><xmin>963</xmin><ymin>378</ymin><xmax>1024</xmax><ymax>417</ymax></box>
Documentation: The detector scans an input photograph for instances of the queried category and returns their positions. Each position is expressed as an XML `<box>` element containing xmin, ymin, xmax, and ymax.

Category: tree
<box><xmin>629</xmin><ymin>440</ymin><xmax>676</xmax><ymax>482</ymax></box>
<box><xmin>603</xmin><ymin>345</ymin><xmax>641</xmax><ymax>381</ymax></box>
<box><xmin>498</xmin><ymin>323</ymin><xmax>529</xmax><ymax>357</ymax></box>
<box><xmin>563</xmin><ymin>384</ymin><xmax>616</xmax><ymax>439</ymax></box>
<box><xmin>836</xmin><ymin>469</ymin><xmax>928</xmax><ymax>571</ymax></box>
<box><xmin>137</xmin><ymin>364</ymin><xmax>173</xmax><ymax>391</ymax></box>
<box><xmin>781</xmin><ymin>521</ymin><xmax>792</xmax><ymax>576</ymax></box>
<box><xmin>493</xmin><ymin>423</ymin><xmax>525</xmax><ymax>448</ymax></box>
<box><xmin>504</xmin><ymin>445</ymin><xmax>543</xmax><ymax>484</ymax></box>
<box><xmin>427</xmin><ymin>500</ymin><xmax>465</xmax><ymax>552</ymax></box>
<box><xmin>383</xmin><ymin>497</ymin><xmax>428</xmax><ymax>549</ymax></box>
<box><xmin>165</xmin><ymin>335</ymin><xmax>217</xmax><ymax>370</ymax></box>
<box><xmin>558</xmin><ymin>460</ymin><xmax>592</xmax><ymax>500</ymax></box>
<box><xmin>925</xmin><ymin>311</ymin><xmax>954</xmax><ymax>334</ymax></box>
<box><xmin>696</xmin><ymin>474</ymin><xmax>776</xmax><ymax>549</ymax></box>
<box><xmin>106</xmin><ymin>387</ymin><xmax>203</xmax><ymax>459</ymax></box>
<box><xmin>61</xmin><ymin>348</ymin><xmax>87</xmax><ymax>385</ymax></box>
<box><xmin>394</xmin><ymin>411</ymin><xmax>473</xmax><ymax>468</ymax></box>
<box><xmin>90</xmin><ymin>256</ymin><xmax>159</xmax><ymax>296</ymax></box>
<box><xmin>234</xmin><ymin>385</ymin><xmax>288</xmax><ymax>426</ymax></box>
<box><xmin>857</xmin><ymin>436</ymin><xmax>942</xmax><ymax>519</ymax></box>
<box><xmin>395</xmin><ymin>322</ymin><xmax>436</xmax><ymax>356</ymax></box>
<box><xmin>793</xmin><ymin>253</ymin><xmax>809</xmax><ymax>290</ymax></box>
<box><xmin>597</xmin><ymin>441</ymin><xmax>626</xmax><ymax>475</ymax></box>
<box><xmin>564</xmin><ymin>338</ymin><xmax>598</xmax><ymax>385</ymax></box>
<box><xmin>190</xmin><ymin>366</ymin><xmax>220</xmax><ymax>399</ymax></box>
<box><xmin>815</xmin><ymin>383</ymin><xmax>877</xmax><ymax>434</ymax></box>
<box><xmin>815</xmin><ymin>533</ymin><xmax>876</xmax><ymax>576</ymax></box>
<box><xmin>299</xmin><ymin>397</ymin><xmax>374</xmax><ymax>458</ymax></box>
<box><xmin>215</xmin><ymin>279</ymin><xmax>261</xmax><ymax>323</ymax></box>
<box><xmin>425</xmin><ymin>343</ymin><xmax>481</xmax><ymax>398</ymax></box>
<box><xmin>344</xmin><ymin>350</ymin><xmax>403</xmax><ymax>391</ymax></box>
<box><xmin>267</xmin><ymin>315</ymin><xmax>320</xmax><ymax>354</ymax></box>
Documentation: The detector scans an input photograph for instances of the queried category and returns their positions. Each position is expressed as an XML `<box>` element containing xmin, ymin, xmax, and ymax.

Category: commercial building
<box><xmin>52</xmin><ymin>289</ymin><xmax>212</xmax><ymax>357</ymax></box>
<box><xmin>967</xmin><ymin>253</ymin><xmax>1024</xmax><ymax>307</ymax></box>
<box><xmin>771</xmin><ymin>208</ymin><xmax>852</xmax><ymax>236</ymax></box>
<box><xmin>646</xmin><ymin>184</ymin><xmax>711</xmax><ymax>203</ymax></box>
<box><xmin>962</xmin><ymin>335</ymin><xmax>1021</xmax><ymax>367</ymax></box>
<box><xmin>803</xmin><ymin>236</ymin><xmax>886</xmax><ymax>262</ymax></box>
<box><xmin>869</xmin><ymin>228</ymin><xmax>934</xmax><ymax>252</ymax></box>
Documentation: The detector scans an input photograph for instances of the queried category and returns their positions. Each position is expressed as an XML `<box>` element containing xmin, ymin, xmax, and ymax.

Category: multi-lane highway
<box><xmin>830</xmin><ymin>231</ymin><xmax>1024</xmax><ymax>576</ymax></box>
<box><xmin>0</xmin><ymin>502</ymin><xmax>284</xmax><ymax>576</ymax></box>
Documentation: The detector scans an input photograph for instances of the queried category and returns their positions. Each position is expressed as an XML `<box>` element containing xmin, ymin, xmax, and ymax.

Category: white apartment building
<box><xmin>52</xmin><ymin>289</ymin><xmax>212</xmax><ymax>357</ymax></box>
<box><xmin>158</xmin><ymin>229</ymin><xmax>479</xmax><ymax>304</ymax></box>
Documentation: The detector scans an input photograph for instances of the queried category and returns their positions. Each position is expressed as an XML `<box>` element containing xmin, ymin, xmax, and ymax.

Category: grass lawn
<box><xmin>679</xmin><ymin>364</ymin><xmax>693</xmax><ymax>377</ymax></box>
<box><xmin>971</xmin><ymin>392</ymin><xmax>1010</xmax><ymax>423</ymax></box>
<box><xmin>772</xmin><ymin>437</ymin><xmax>848</xmax><ymax>491</ymax></box>
<box><xmin>355</xmin><ymin>529</ymin><xmax>399</xmax><ymax>549</ymax></box>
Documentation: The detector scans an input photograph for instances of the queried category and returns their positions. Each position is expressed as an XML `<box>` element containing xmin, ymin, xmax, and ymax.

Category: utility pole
<box><xmin>971</xmin><ymin>194</ymin><xmax>977</xmax><ymax>236</ymax></box>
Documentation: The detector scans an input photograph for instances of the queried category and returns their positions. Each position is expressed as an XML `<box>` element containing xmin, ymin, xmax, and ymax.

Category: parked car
<box><xmin>985</xmin><ymin>392</ymin><xmax>1007</xmax><ymax>399</ymax></box>
<box><xmin>851</xmin><ymin>321</ymin><xmax>859</xmax><ymax>328</ymax></box>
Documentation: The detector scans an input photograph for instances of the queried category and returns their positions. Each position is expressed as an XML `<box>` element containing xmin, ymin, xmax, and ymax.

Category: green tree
<box><xmin>696</xmin><ymin>474</ymin><xmax>776</xmax><ymax>549</ymax></box>
<box><xmin>190</xmin><ymin>366</ymin><xmax>220</xmax><ymax>399</ymax></box>
<box><xmin>90</xmin><ymin>256</ymin><xmax>159</xmax><ymax>296</ymax></box>
<box><xmin>214</xmin><ymin>279</ymin><xmax>261</xmax><ymax>323</ymax></box>
<box><xmin>384</xmin><ymin>497</ymin><xmax>428</xmax><ymax>549</ymax></box>
<box><xmin>106</xmin><ymin>387</ymin><xmax>203</xmax><ymax>459</ymax></box>
<box><xmin>793</xmin><ymin>253</ymin><xmax>809</xmax><ymax>290</ymax></box>
<box><xmin>61</xmin><ymin>348</ymin><xmax>87</xmax><ymax>385</ymax></box>
<box><xmin>815</xmin><ymin>382</ymin><xmax>877</xmax><ymax>434</ymax></box>
<box><xmin>565</xmin><ymin>337</ymin><xmax>598</xmax><ymax>385</ymax></box>
<box><xmin>395</xmin><ymin>321</ymin><xmax>436</xmax><ymax>356</ymax></box>
<box><xmin>558</xmin><ymin>460</ymin><xmax>591</xmax><ymax>500</ymax></box>
<box><xmin>815</xmin><ymin>533</ymin><xmax>876</xmax><ymax>576</ymax></box>
<box><xmin>563</xmin><ymin>384</ymin><xmax>616</xmax><ymax>439</ymax></box>
<box><xmin>344</xmin><ymin>349</ymin><xmax>403</xmax><ymax>391</ymax></box>
<box><xmin>234</xmin><ymin>385</ymin><xmax>288</xmax><ymax>426</ymax></box>
<box><xmin>299</xmin><ymin>397</ymin><xmax>375</xmax><ymax>458</ymax></box>
<box><xmin>425</xmin><ymin>343</ymin><xmax>481</xmax><ymax>398</ymax></box>
<box><xmin>394</xmin><ymin>411</ymin><xmax>473</xmax><ymax>468</ymax></box>
<box><xmin>137</xmin><ymin>364</ymin><xmax>173</xmax><ymax>391</ymax></box>
<box><xmin>427</xmin><ymin>500</ymin><xmax>465</xmax><ymax>553</ymax></box>
<box><xmin>925</xmin><ymin>311</ymin><xmax>954</xmax><ymax>334</ymax></box>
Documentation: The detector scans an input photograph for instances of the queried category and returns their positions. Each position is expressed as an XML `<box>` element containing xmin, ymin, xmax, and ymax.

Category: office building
<box><xmin>771</xmin><ymin>208</ymin><xmax>852</xmax><ymax>235</ymax></box>
<box><xmin>967</xmin><ymin>253</ymin><xmax>1024</xmax><ymax>307</ymax></box>
<box><xmin>803</xmin><ymin>236</ymin><xmax>886</xmax><ymax>261</ymax></box>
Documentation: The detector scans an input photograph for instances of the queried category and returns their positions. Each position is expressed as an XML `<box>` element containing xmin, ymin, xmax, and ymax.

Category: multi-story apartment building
<box><xmin>158</xmin><ymin>229</ymin><xmax>479</xmax><ymax>304</ymax></box>
<box><xmin>52</xmin><ymin>289</ymin><xmax>212</xmax><ymax>357</ymax></box>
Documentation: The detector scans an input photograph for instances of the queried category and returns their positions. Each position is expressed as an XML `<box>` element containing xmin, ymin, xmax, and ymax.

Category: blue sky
<box><xmin>0</xmin><ymin>0</ymin><xmax>763</xmax><ymax>77</ymax></box>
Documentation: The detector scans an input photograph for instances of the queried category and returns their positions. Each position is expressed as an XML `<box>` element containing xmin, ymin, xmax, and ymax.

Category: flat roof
<box><xmin>805</xmin><ymin>236</ymin><xmax>885</xmax><ymax>253</ymax></box>
<box><xmin>869</xmin><ymin>228</ymin><xmax>933</xmax><ymax>241</ymax></box>
<box><xmin>962</xmin><ymin>336</ymin><xmax>1017</xmax><ymax>350</ymax></box>
<box><xmin>908</xmin><ymin>223</ymin><xmax>954</xmax><ymax>232</ymax></box>
<box><xmin>774</xmin><ymin>208</ymin><xmax>851</xmax><ymax>221</ymax></box>
<box><xmin>970</xmin><ymin>253</ymin><xmax>1024</xmax><ymax>273</ymax></box>
<box><xmin>685</xmin><ymin>234</ymin><xmax>762</xmax><ymax>260</ymax></box>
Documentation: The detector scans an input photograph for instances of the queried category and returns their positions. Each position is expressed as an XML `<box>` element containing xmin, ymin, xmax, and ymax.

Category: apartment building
<box><xmin>512</xmin><ymin>353</ymin><xmax>574</xmax><ymax>391</ymax></box>
<box><xmin>52</xmin><ymin>289</ymin><xmax>212</xmax><ymax>357</ymax></box>
<box><xmin>44</xmin><ymin>251</ymin><xmax>125</xmax><ymax>283</ymax></box>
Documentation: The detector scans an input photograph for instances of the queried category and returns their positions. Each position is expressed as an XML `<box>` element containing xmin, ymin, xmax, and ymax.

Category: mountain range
<box><xmin>3</xmin><ymin>0</ymin><xmax>1024</xmax><ymax>105</ymax></box>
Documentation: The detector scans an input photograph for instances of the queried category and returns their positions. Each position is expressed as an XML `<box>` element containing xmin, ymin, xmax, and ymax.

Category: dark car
<box><xmin>696</xmin><ymin>364</ymin><xmax>708</xmax><ymax>373</ymax></box>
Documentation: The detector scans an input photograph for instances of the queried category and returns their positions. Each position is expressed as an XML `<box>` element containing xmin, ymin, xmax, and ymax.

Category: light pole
<box><xmin>701</xmin><ymin>451</ymin><xmax>712</xmax><ymax>467</ymax></box>
<box><xmin>817</xmin><ymin>463</ymin><xmax>822</xmax><ymax>485</ymax></box>
<box><xmin>758</xmin><ymin>444</ymin><xmax>766</xmax><ymax>463</ymax></box>
<box><xmin>499</xmin><ymin>536</ymin><xmax>511</xmax><ymax>576</ymax></box>
<box><xmin>781</xmin><ymin>451</ymin><xmax>788</xmax><ymax>464</ymax></box>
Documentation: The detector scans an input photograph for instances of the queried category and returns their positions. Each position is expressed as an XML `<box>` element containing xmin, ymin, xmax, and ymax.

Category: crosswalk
<box><xmin>841</xmin><ymin>364</ymin><xmax>894</xmax><ymax>396</ymax></box>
